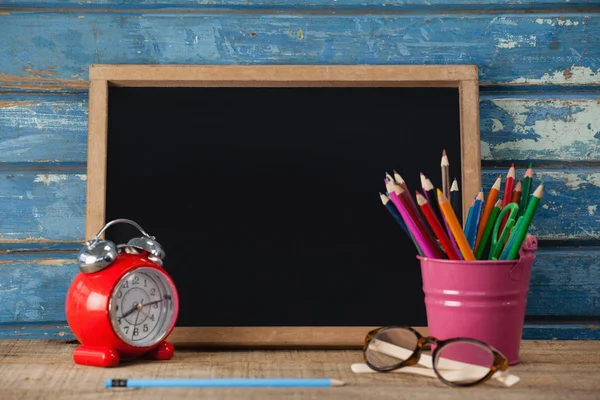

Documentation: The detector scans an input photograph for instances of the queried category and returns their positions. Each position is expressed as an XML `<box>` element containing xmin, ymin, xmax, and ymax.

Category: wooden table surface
<box><xmin>1</xmin><ymin>339</ymin><xmax>599</xmax><ymax>400</ymax></box>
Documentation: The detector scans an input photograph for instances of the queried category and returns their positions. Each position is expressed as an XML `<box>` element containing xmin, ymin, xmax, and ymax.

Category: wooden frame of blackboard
<box><xmin>86</xmin><ymin>64</ymin><xmax>481</xmax><ymax>347</ymax></box>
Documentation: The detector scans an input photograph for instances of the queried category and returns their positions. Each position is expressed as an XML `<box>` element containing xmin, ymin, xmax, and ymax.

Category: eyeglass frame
<box><xmin>362</xmin><ymin>326</ymin><xmax>510</xmax><ymax>387</ymax></box>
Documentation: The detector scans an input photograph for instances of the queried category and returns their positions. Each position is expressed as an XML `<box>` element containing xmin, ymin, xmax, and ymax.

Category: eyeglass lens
<box><xmin>365</xmin><ymin>327</ymin><xmax>496</xmax><ymax>385</ymax></box>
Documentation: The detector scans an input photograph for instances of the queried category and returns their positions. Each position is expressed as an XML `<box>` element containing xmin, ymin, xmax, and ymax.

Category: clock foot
<box><xmin>145</xmin><ymin>341</ymin><xmax>174</xmax><ymax>360</ymax></box>
<box><xmin>73</xmin><ymin>345</ymin><xmax>120</xmax><ymax>367</ymax></box>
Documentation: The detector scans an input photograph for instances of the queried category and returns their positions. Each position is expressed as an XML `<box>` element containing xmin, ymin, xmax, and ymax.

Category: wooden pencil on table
<box><xmin>518</xmin><ymin>163</ymin><xmax>533</xmax><ymax>218</ymax></box>
<box><xmin>416</xmin><ymin>191</ymin><xmax>461</xmax><ymax>260</ymax></box>
<box><xmin>437</xmin><ymin>189</ymin><xmax>475</xmax><ymax>260</ymax></box>
<box><xmin>441</xmin><ymin>149</ymin><xmax>451</xmax><ymax>198</ymax></box>
<box><xmin>475</xmin><ymin>174</ymin><xmax>501</xmax><ymax>252</ymax></box>
<box><xmin>511</xmin><ymin>180</ymin><xmax>522</xmax><ymax>205</ymax></box>
<box><xmin>380</xmin><ymin>192</ymin><xmax>424</xmax><ymax>256</ymax></box>
<box><xmin>385</xmin><ymin>180</ymin><xmax>444</xmax><ymax>259</ymax></box>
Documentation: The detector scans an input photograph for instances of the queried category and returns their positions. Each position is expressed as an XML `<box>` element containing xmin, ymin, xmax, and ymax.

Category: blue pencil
<box><xmin>467</xmin><ymin>190</ymin><xmax>484</xmax><ymax>250</ymax></box>
<box><xmin>106</xmin><ymin>378</ymin><xmax>345</xmax><ymax>388</ymax></box>
<box><xmin>463</xmin><ymin>199</ymin><xmax>475</xmax><ymax>245</ymax></box>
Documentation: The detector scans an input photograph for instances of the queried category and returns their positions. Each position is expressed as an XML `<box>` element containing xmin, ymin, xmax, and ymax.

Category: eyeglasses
<box><xmin>361</xmin><ymin>326</ymin><xmax>514</xmax><ymax>387</ymax></box>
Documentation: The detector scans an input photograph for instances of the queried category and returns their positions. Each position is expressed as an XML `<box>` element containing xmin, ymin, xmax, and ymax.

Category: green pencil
<box><xmin>475</xmin><ymin>199</ymin><xmax>502</xmax><ymax>260</ymax></box>
<box><xmin>506</xmin><ymin>182</ymin><xmax>544</xmax><ymax>260</ymax></box>
<box><xmin>518</xmin><ymin>163</ymin><xmax>533</xmax><ymax>218</ymax></box>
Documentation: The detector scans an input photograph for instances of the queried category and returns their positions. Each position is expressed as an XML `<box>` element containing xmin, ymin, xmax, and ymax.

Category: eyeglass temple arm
<box><xmin>350</xmin><ymin>363</ymin><xmax>520</xmax><ymax>387</ymax></box>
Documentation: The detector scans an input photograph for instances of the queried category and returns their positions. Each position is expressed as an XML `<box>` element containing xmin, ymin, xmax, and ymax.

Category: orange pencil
<box><xmin>416</xmin><ymin>191</ymin><xmax>461</xmax><ymax>260</ymax></box>
<box><xmin>511</xmin><ymin>180</ymin><xmax>522</xmax><ymax>205</ymax></box>
<box><xmin>474</xmin><ymin>174</ymin><xmax>501</xmax><ymax>252</ymax></box>
<box><xmin>437</xmin><ymin>189</ymin><xmax>475</xmax><ymax>260</ymax></box>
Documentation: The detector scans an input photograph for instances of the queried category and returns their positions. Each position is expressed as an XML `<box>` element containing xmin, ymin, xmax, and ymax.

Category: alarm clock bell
<box><xmin>66</xmin><ymin>219</ymin><xmax>179</xmax><ymax>367</ymax></box>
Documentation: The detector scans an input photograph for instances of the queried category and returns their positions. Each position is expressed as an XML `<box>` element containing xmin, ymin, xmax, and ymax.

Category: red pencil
<box><xmin>499</xmin><ymin>163</ymin><xmax>516</xmax><ymax>232</ymax></box>
<box><xmin>416</xmin><ymin>191</ymin><xmax>461</xmax><ymax>260</ymax></box>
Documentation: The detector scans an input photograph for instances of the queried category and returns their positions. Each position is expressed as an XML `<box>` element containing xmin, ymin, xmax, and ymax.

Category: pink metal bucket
<box><xmin>418</xmin><ymin>235</ymin><xmax>537</xmax><ymax>365</ymax></box>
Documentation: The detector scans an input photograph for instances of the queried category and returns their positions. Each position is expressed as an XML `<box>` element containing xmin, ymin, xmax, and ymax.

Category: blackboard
<box><xmin>86</xmin><ymin>65</ymin><xmax>481</xmax><ymax>346</ymax></box>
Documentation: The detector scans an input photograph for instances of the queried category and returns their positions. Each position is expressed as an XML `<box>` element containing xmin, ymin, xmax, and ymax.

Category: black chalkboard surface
<box><xmin>105</xmin><ymin>86</ymin><xmax>462</xmax><ymax>328</ymax></box>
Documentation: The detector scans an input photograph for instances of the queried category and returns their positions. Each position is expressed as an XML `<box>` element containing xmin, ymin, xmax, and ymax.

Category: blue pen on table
<box><xmin>105</xmin><ymin>378</ymin><xmax>345</xmax><ymax>389</ymax></box>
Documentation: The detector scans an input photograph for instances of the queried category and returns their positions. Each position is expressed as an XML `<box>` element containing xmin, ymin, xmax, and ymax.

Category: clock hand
<box><xmin>119</xmin><ymin>302</ymin><xmax>140</xmax><ymax>320</ymax></box>
<box><xmin>132</xmin><ymin>301</ymin><xmax>142</xmax><ymax>339</ymax></box>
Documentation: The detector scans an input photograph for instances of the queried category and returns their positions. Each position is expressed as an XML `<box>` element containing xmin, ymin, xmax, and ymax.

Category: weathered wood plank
<box><xmin>0</xmin><ymin>253</ymin><xmax>77</xmax><ymax>323</ymax></box>
<box><xmin>0</xmin><ymin>12</ymin><xmax>598</xmax><ymax>88</ymax></box>
<box><xmin>0</xmin><ymin>247</ymin><xmax>596</xmax><ymax>328</ymax></box>
<box><xmin>0</xmin><ymin>94</ymin><xmax>88</xmax><ymax>163</ymax></box>
<box><xmin>0</xmin><ymin>0</ymin><xmax>593</xmax><ymax>10</ymax></box>
<box><xmin>482</xmin><ymin>168</ymin><xmax>600</xmax><ymax>240</ymax></box>
<box><xmin>4</xmin><ymin>93</ymin><xmax>600</xmax><ymax>165</ymax></box>
<box><xmin>0</xmin><ymin>168</ymin><xmax>598</xmax><ymax>242</ymax></box>
<box><xmin>481</xmin><ymin>94</ymin><xmax>600</xmax><ymax>161</ymax></box>
<box><xmin>528</xmin><ymin>248</ymin><xmax>600</xmax><ymax>316</ymax></box>
<box><xmin>1</xmin><ymin>340</ymin><xmax>600</xmax><ymax>400</ymax></box>
<box><xmin>0</xmin><ymin>170</ymin><xmax>85</xmax><ymax>242</ymax></box>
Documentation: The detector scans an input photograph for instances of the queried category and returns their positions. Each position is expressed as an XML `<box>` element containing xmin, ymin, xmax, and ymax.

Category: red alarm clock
<box><xmin>66</xmin><ymin>218</ymin><xmax>179</xmax><ymax>367</ymax></box>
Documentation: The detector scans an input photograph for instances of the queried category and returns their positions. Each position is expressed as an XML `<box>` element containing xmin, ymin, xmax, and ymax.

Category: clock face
<box><xmin>109</xmin><ymin>267</ymin><xmax>177</xmax><ymax>347</ymax></box>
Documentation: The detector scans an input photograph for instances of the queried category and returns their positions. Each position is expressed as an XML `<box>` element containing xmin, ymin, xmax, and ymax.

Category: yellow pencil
<box><xmin>437</xmin><ymin>189</ymin><xmax>475</xmax><ymax>260</ymax></box>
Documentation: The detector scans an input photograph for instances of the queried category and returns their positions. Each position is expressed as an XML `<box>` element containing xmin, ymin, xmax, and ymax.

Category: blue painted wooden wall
<box><xmin>0</xmin><ymin>1</ymin><xmax>599</xmax><ymax>339</ymax></box>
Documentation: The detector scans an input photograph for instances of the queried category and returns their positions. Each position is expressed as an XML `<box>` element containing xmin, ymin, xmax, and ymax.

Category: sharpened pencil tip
<box><xmin>443</xmin><ymin>149</ymin><xmax>446</xmax><ymax>156</ymax></box>
<box><xmin>528</xmin><ymin>162</ymin><xmax>533</xmax><ymax>168</ymax></box>
<box><xmin>331</xmin><ymin>379</ymin><xmax>346</xmax><ymax>387</ymax></box>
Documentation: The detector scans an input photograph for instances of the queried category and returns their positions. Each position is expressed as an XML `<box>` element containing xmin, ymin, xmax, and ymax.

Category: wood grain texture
<box><xmin>0</xmin><ymin>248</ymin><xmax>597</xmax><ymax>328</ymax></box>
<box><xmin>0</xmin><ymin>170</ymin><xmax>85</xmax><ymax>242</ymax></box>
<box><xmin>0</xmin><ymin>94</ymin><xmax>88</xmax><ymax>163</ymax></box>
<box><xmin>0</xmin><ymin>12</ymin><xmax>598</xmax><ymax>88</ymax></box>
<box><xmin>7</xmin><ymin>92</ymin><xmax>600</xmax><ymax>165</ymax></box>
<box><xmin>0</xmin><ymin>339</ymin><xmax>599</xmax><ymax>400</ymax></box>
<box><xmin>0</xmin><ymin>253</ymin><xmax>77</xmax><ymax>324</ymax></box>
<box><xmin>0</xmin><ymin>1</ymin><xmax>594</xmax><ymax>10</ymax></box>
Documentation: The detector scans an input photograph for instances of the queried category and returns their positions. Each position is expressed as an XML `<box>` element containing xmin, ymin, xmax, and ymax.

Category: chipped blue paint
<box><xmin>481</xmin><ymin>96</ymin><xmax>600</xmax><ymax>161</ymax></box>
<box><xmin>0</xmin><ymin>94</ymin><xmax>88</xmax><ymax>163</ymax></box>
<box><xmin>0</xmin><ymin>1</ymin><xmax>594</xmax><ymax>11</ymax></box>
<box><xmin>0</xmin><ymin>12</ymin><xmax>598</xmax><ymax>87</ymax></box>
<box><xmin>0</xmin><ymin>323</ymin><xmax>73</xmax><ymax>339</ymax></box>
<box><xmin>0</xmin><ymin>170</ymin><xmax>85</xmax><ymax>241</ymax></box>
<box><xmin>0</xmin><ymin>253</ymin><xmax>77</xmax><ymax>323</ymax></box>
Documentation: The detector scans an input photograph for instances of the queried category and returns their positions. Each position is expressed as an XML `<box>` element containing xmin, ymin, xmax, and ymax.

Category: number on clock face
<box><xmin>109</xmin><ymin>267</ymin><xmax>176</xmax><ymax>347</ymax></box>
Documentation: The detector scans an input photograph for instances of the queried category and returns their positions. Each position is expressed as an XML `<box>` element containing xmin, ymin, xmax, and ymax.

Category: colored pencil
<box><xmin>441</xmin><ymin>149</ymin><xmax>451</xmax><ymax>198</ymax></box>
<box><xmin>505</xmin><ymin>183</ymin><xmax>544</xmax><ymax>260</ymax></box>
<box><xmin>450</xmin><ymin>178</ymin><xmax>461</xmax><ymax>223</ymax></box>
<box><xmin>421</xmin><ymin>173</ymin><xmax>444</xmax><ymax>226</ymax></box>
<box><xmin>499</xmin><ymin>163</ymin><xmax>516</xmax><ymax>232</ymax></box>
<box><xmin>463</xmin><ymin>199</ymin><xmax>475</xmax><ymax>245</ymax></box>
<box><xmin>393</xmin><ymin>171</ymin><xmax>434</xmax><ymax>238</ymax></box>
<box><xmin>380</xmin><ymin>192</ymin><xmax>424</xmax><ymax>256</ymax></box>
<box><xmin>511</xmin><ymin>180</ymin><xmax>522</xmax><ymax>205</ymax></box>
<box><xmin>105</xmin><ymin>378</ymin><xmax>345</xmax><ymax>388</ymax></box>
<box><xmin>518</xmin><ymin>163</ymin><xmax>533</xmax><ymax>218</ymax></box>
<box><xmin>437</xmin><ymin>189</ymin><xmax>475</xmax><ymax>260</ymax></box>
<box><xmin>385</xmin><ymin>180</ymin><xmax>442</xmax><ymax>258</ymax></box>
<box><xmin>475</xmin><ymin>200</ymin><xmax>502</xmax><ymax>260</ymax></box>
<box><xmin>475</xmin><ymin>174</ymin><xmax>501</xmax><ymax>252</ymax></box>
<box><xmin>500</xmin><ymin>217</ymin><xmax>523</xmax><ymax>260</ymax></box>
<box><xmin>416</xmin><ymin>191</ymin><xmax>461</xmax><ymax>260</ymax></box>
<box><xmin>467</xmin><ymin>190</ymin><xmax>484</xmax><ymax>250</ymax></box>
